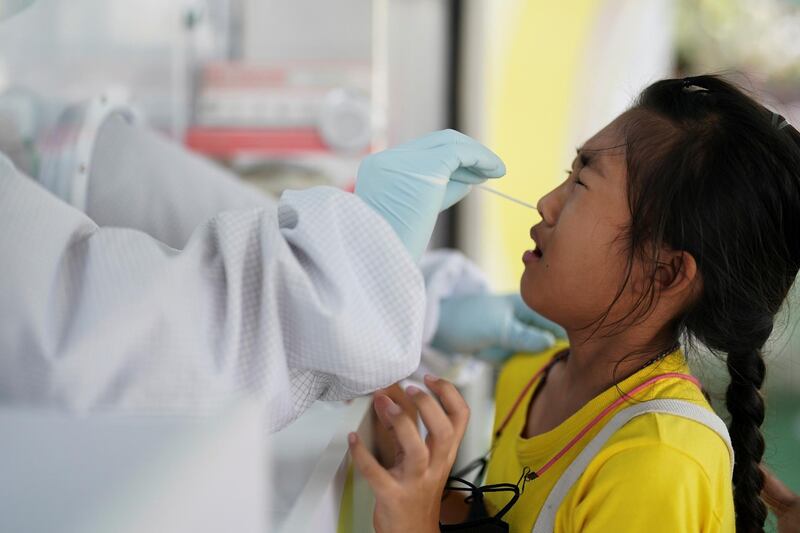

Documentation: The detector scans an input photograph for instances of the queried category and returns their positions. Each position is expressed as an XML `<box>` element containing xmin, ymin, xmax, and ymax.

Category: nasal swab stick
<box><xmin>475</xmin><ymin>184</ymin><xmax>537</xmax><ymax>210</ymax></box>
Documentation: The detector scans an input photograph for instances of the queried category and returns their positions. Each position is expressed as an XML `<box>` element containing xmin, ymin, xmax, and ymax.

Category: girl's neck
<box><xmin>522</xmin><ymin>318</ymin><xmax>680</xmax><ymax>439</ymax></box>
<box><xmin>523</xmin><ymin>331</ymin><xmax>678</xmax><ymax>439</ymax></box>
<box><xmin>559</xmin><ymin>332</ymin><xmax>676</xmax><ymax>399</ymax></box>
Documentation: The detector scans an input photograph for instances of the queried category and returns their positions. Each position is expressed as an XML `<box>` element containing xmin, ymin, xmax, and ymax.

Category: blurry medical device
<box><xmin>185</xmin><ymin>0</ymin><xmax>378</xmax><ymax>193</ymax></box>
<box><xmin>0</xmin><ymin>0</ymin><xmax>35</xmax><ymax>19</ymax></box>
<box><xmin>0</xmin><ymin>402</ymin><xmax>268</xmax><ymax>533</ymax></box>
<box><xmin>0</xmin><ymin>0</ymin><xmax>450</xmax><ymax>190</ymax></box>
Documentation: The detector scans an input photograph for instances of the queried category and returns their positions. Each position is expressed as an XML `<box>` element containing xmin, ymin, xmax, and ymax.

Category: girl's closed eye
<box><xmin>565</xmin><ymin>168</ymin><xmax>587</xmax><ymax>188</ymax></box>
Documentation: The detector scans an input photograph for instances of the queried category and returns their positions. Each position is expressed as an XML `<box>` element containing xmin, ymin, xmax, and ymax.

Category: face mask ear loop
<box><xmin>444</xmin><ymin>476</ymin><xmax>483</xmax><ymax>505</ymax></box>
<box><xmin>452</xmin><ymin>446</ymin><xmax>494</xmax><ymax>485</ymax></box>
<box><xmin>474</xmin><ymin>434</ymin><xmax>504</xmax><ymax>483</ymax></box>
<box><xmin>475</xmin><ymin>450</ymin><xmax>491</xmax><ymax>485</ymax></box>
<box><xmin>482</xmin><ymin>483</ymin><xmax>521</xmax><ymax>522</ymax></box>
<box><xmin>517</xmin><ymin>466</ymin><xmax>536</xmax><ymax>494</ymax></box>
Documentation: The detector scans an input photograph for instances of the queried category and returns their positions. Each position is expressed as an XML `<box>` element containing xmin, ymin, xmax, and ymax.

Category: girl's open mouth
<box><xmin>522</xmin><ymin>246</ymin><xmax>543</xmax><ymax>264</ymax></box>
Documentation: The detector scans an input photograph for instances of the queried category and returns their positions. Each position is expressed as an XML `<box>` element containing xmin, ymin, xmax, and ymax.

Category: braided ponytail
<box><xmin>726</xmin><ymin>348</ymin><xmax>767</xmax><ymax>532</ymax></box>
<box><xmin>623</xmin><ymin>75</ymin><xmax>800</xmax><ymax>531</ymax></box>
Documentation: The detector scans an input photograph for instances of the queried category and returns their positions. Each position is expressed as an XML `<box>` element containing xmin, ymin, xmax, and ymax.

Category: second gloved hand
<box><xmin>355</xmin><ymin>130</ymin><xmax>505</xmax><ymax>260</ymax></box>
<box><xmin>431</xmin><ymin>293</ymin><xmax>566</xmax><ymax>362</ymax></box>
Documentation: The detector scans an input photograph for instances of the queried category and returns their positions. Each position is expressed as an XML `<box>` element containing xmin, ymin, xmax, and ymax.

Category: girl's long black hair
<box><xmin>614</xmin><ymin>75</ymin><xmax>800</xmax><ymax>532</ymax></box>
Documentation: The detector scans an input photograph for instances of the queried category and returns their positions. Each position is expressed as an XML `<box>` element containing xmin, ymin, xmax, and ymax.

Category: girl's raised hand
<box><xmin>349</xmin><ymin>375</ymin><xmax>470</xmax><ymax>533</ymax></box>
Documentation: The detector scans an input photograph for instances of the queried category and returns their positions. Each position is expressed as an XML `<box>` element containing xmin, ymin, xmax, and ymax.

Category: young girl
<box><xmin>348</xmin><ymin>75</ymin><xmax>800</xmax><ymax>533</ymax></box>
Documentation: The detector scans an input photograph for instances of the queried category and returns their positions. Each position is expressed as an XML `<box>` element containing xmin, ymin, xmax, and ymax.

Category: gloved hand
<box><xmin>355</xmin><ymin>129</ymin><xmax>505</xmax><ymax>260</ymax></box>
<box><xmin>431</xmin><ymin>293</ymin><xmax>566</xmax><ymax>362</ymax></box>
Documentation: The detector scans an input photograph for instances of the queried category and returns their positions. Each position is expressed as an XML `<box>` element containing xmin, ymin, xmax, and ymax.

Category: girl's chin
<box><xmin>520</xmin><ymin>264</ymin><xmax>541</xmax><ymax>291</ymax></box>
<box><xmin>519</xmin><ymin>275</ymin><xmax>560</xmax><ymax>321</ymax></box>
<box><xmin>519</xmin><ymin>277</ymin><xmax>542</xmax><ymax>310</ymax></box>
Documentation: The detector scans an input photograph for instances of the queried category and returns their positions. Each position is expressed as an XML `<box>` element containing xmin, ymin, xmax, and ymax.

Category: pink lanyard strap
<box><xmin>494</xmin><ymin>351</ymin><xmax>567</xmax><ymax>438</ymax></box>
<box><xmin>494</xmin><ymin>355</ymin><xmax>701</xmax><ymax>478</ymax></box>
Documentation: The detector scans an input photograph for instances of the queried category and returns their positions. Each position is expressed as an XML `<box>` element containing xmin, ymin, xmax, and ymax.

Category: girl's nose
<box><xmin>537</xmin><ymin>190</ymin><xmax>558</xmax><ymax>226</ymax></box>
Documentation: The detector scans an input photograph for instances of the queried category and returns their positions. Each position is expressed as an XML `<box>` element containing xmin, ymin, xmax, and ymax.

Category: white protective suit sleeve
<box><xmin>80</xmin><ymin>115</ymin><xmax>487</xmax><ymax>345</ymax></box>
<box><xmin>0</xmin><ymin>154</ymin><xmax>425</xmax><ymax>431</ymax></box>
<box><xmin>417</xmin><ymin>249</ymin><xmax>491</xmax><ymax>343</ymax></box>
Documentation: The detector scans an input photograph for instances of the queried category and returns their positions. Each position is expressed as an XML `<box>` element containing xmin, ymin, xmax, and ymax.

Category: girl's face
<box><xmin>521</xmin><ymin>114</ymin><xmax>641</xmax><ymax>333</ymax></box>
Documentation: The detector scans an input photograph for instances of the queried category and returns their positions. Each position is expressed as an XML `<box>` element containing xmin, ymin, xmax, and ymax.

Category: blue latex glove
<box><xmin>431</xmin><ymin>293</ymin><xmax>566</xmax><ymax>362</ymax></box>
<box><xmin>355</xmin><ymin>130</ymin><xmax>505</xmax><ymax>260</ymax></box>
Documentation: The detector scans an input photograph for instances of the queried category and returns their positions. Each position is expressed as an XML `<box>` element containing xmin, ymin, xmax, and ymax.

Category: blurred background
<box><xmin>0</xmin><ymin>0</ymin><xmax>797</xmax><ymax>530</ymax></box>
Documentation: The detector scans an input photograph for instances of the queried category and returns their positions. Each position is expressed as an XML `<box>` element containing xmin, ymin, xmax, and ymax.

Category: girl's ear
<box><xmin>655</xmin><ymin>249</ymin><xmax>699</xmax><ymax>298</ymax></box>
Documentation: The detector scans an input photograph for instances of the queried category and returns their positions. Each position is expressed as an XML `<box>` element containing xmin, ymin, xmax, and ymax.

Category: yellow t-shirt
<box><xmin>482</xmin><ymin>343</ymin><xmax>734</xmax><ymax>533</ymax></box>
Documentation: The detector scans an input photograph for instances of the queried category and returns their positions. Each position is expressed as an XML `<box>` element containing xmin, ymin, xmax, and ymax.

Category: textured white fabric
<box><xmin>83</xmin><ymin>116</ymin><xmax>487</xmax><ymax>354</ymax></box>
<box><xmin>85</xmin><ymin>115</ymin><xmax>268</xmax><ymax>249</ymax></box>
<box><xmin>419</xmin><ymin>249</ymin><xmax>491</xmax><ymax>343</ymax></box>
<box><xmin>531</xmin><ymin>399</ymin><xmax>733</xmax><ymax>533</ymax></box>
<box><xmin>0</xmin><ymin>153</ymin><xmax>425</xmax><ymax>431</ymax></box>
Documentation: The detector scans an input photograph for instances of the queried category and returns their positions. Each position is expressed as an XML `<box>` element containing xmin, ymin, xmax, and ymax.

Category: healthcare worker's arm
<box><xmin>0</xmin><ymin>155</ymin><xmax>424</xmax><ymax>431</ymax></box>
<box><xmin>81</xmin><ymin>114</ymin><xmax>269</xmax><ymax>251</ymax></box>
<box><xmin>63</xmin><ymin>114</ymin><xmax>561</xmax><ymax>353</ymax></box>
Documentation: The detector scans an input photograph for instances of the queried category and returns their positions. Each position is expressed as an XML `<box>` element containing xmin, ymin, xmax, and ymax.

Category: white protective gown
<box><xmin>0</xmin><ymin>113</ymin><xmax>485</xmax><ymax>431</ymax></box>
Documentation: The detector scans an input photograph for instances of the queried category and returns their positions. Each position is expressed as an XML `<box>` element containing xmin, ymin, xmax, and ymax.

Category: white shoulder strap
<box><xmin>531</xmin><ymin>399</ymin><xmax>733</xmax><ymax>533</ymax></box>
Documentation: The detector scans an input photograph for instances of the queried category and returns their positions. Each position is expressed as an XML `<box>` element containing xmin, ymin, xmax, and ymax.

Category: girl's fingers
<box><xmin>372</xmin><ymin>394</ymin><xmax>402</xmax><ymax>467</ymax></box>
<box><xmin>377</xmin><ymin>384</ymin><xmax>418</xmax><ymax>419</ymax></box>
<box><xmin>373</xmin><ymin>393</ymin><xmax>398</xmax><ymax>431</ymax></box>
<box><xmin>424</xmin><ymin>375</ymin><xmax>470</xmax><ymax>440</ymax></box>
<box><xmin>405</xmin><ymin>385</ymin><xmax>456</xmax><ymax>467</ymax></box>
<box><xmin>386</xmin><ymin>400</ymin><xmax>429</xmax><ymax>476</ymax></box>
<box><xmin>348</xmin><ymin>432</ymin><xmax>395</xmax><ymax>496</ymax></box>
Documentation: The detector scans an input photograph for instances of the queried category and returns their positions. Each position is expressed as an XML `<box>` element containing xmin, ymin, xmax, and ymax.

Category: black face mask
<box><xmin>439</xmin><ymin>458</ymin><xmax>532</xmax><ymax>532</ymax></box>
<box><xmin>439</xmin><ymin>476</ymin><xmax>518</xmax><ymax>532</ymax></box>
